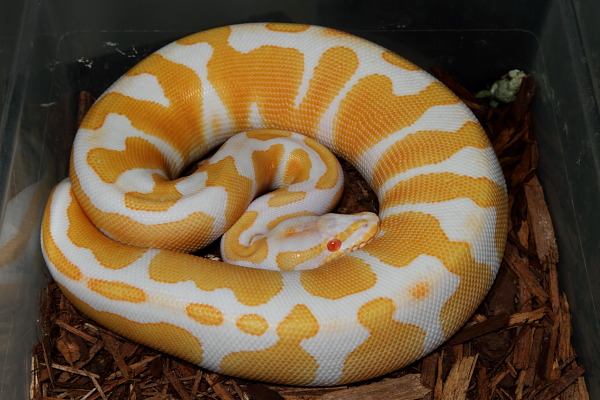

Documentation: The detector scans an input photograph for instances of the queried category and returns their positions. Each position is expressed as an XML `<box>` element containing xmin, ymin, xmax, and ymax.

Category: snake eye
<box><xmin>327</xmin><ymin>239</ymin><xmax>342</xmax><ymax>252</ymax></box>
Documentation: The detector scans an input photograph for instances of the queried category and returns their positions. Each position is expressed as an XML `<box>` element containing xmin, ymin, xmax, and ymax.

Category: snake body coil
<box><xmin>41</xmin><ymin>23</ymin><xmax>508</xmax><ymax>386</ymax></box>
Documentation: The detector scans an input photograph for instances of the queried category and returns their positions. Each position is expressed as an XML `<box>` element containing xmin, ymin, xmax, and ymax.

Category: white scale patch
<box><xmin>108</xmin><ymin>73</ymin><xmax>170</xmax><ymax>107</ymax></box>
<box><xmin>174</xmin><ymin>172</ymin><xmax>208</xmax><ymax>196</ymax></box>
<box><xmin>248</xmin><ymin>102</ymin><xmax>264</xmax><ymax>129</ymax></box>
<box><xmin>114</xmin><ymin>168</ymin><xmax>167</xmax><ymax>194</ymax></box>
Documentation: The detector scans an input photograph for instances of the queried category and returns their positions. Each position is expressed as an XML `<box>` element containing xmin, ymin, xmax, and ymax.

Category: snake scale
<box><xmin>41</xmin><ymin>23</ymin><xmax>508</xmax><ymax>386</ymax></box>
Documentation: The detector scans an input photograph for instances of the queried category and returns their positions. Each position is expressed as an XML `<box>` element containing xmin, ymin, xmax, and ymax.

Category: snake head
<box><xmin>222</xmin><ymin>211</ymin><xmax>379</xmax><ymax>271</ymax></box>
<box><xmin>265</xmin><ymin>211</ymin><xmax>380</xmax><ymax>271</ymax></box>
<box><xmin>319</xmin><ymin>211</ymin><xmax>380</xmax><ymax>261</ymax></box>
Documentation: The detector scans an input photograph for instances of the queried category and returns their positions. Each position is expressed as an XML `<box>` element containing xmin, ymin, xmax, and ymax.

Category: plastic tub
<box><xmin>1</xmin><ymin>0</ymin><xmax>598</xmax><ymax>398</ymax></box>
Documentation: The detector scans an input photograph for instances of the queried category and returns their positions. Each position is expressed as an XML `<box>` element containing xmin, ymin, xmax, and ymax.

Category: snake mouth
<box><xmin>348</xmin><ymin>235</ymin><xmax>376</xmax><ymax>252</ymax></box>
<box><xmin>342</xmin><ymin>212</ymin><xmax>380</xmax><ymax>253</ymax></box>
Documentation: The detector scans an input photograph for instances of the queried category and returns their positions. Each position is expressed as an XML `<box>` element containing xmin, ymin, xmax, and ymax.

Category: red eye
<box><xmin>327</xmin><ymin>239</ymin><xmax>342</xmax><ymax>252</ymax></box>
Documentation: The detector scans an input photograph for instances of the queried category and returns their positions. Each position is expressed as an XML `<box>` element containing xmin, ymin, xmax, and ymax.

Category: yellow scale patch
<box><xmin>340</xmin><ymin>298</ymin><xmax>426</xmax><ymax>384</ymax></box>
<box><xmin>76</xmin><ymin>186</ymin><xmax>216</xmax><ymax>252</ymax></box>
<box><xmin>72</xmin><ymin>48</ymin><xmax>257</xmax><ymax>250</ymax></box>
<box><xmin>75</xmin><ymin>53</ymin><xmax>208</xmax><ymax>233</ymax></box>
<box><xmin>186</xmin><ymin>303</ymin><xmax>224</xmax><ymax>326</ymax></box>
<box><xmin>148</xmin><ymin>251</ymin><xmax>283</xmax><ymax>307</ymax></box>
<box><xmin>220</xmin><ymin>305</ymin><xmax>320</xmax><ymax>385</ymax></box>
<box><xmin>251</xmin><ymin>144</ymin><xmax>285</xmax><ymax>194</ymax></box>
<box><xmin>283</xmin><ymin>148</ymin><xmax>312</xmax><ymax>184</ymax></box>
<box><xmin>236</xmin><ymin>314</ymin><xmax>269</xmax><ymax>336</ymax></box>
<box><xmin>87</xmin><ymin>279</ymin><xmax>147</xmax><ymax>303</ymax></box>
<box><xmin>265</xmin><ymin>23</ymin><xmax>311</xmax><ymax>33</ymax></box>
<box><xmin>410</xmin><ymin>282</ymin><xmax>430</xmax><ymax>300</ymax></box>
<box><xmin>300</xmin><ymin>256</ymin><xmax>377</xmax><ymax>300</ymax></box>
<box><xmin>381</xmin><ymin>50</ymin><xmax>421</xmax><ymax>71</ymax></box>
<box><xmin>275</xmin><ymin>243</ymin><xmax>325</xmax><ymax>271</ymax></box>
<box><xmin>267</xmin><ymin>189</ymin><xmax>307</xmax><ymax>208</ymax></box>
<box><xmin>246</xmin><ymin>130</ymin><xmax>292</xmax><ymax>140</ymax></box>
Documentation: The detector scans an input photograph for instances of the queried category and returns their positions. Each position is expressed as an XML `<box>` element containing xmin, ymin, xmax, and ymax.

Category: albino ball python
<box><xmin>41</xmin><ymin>23</ymin><xmax>508</xmax><ymax>386</ymax></box>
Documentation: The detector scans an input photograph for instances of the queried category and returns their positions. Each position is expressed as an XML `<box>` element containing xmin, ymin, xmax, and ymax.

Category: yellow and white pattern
<box><xmin>41</xmin><ymin>23</ymin><xmax>508</xmax><ymax>386</ymax></box>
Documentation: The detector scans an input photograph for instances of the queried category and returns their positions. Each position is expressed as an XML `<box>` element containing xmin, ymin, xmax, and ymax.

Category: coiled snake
<box><xmin>41</xmin><ymin>23</ymin><xmax>508</xmax><ymax>386</ymax></box>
